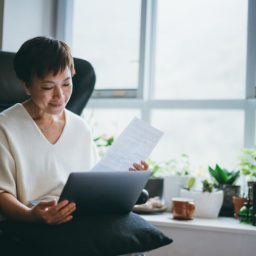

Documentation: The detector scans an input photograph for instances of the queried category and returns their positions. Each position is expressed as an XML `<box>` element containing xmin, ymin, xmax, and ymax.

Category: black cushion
<box><xmin>1</xmin><ymin>212</ymin><xmax>172</xmax><ymax>256</ymax></box>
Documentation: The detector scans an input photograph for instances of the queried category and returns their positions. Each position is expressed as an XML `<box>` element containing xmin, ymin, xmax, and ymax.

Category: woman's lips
<box><xmin>50</xmin><ymin>103</ymin><xmax>64</xmax><ymax>107</ymax></box>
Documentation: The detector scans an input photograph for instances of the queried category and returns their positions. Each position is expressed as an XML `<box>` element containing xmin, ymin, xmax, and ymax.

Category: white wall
<box><xmin>1</xmin><ymin>0</ymin><xmax>56</xmax><ymax>51</ymax></box>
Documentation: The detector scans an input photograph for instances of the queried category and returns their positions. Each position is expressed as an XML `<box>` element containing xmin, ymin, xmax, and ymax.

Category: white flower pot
<box><xmin>180</xmin><ymin>189</ymin><xmax>224</xmax><ymax>218</ymax></box>
<box><xmin>163</xmin><ymin>175</ymin><xmax>189</xmax><ymax>210</ymax></box>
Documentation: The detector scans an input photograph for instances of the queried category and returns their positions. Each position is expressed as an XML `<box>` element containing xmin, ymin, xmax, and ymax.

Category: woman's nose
<box><xmin>53</xmin><ymin>86</ymin><xmax>64</xmax><ymax>98</ymax></box>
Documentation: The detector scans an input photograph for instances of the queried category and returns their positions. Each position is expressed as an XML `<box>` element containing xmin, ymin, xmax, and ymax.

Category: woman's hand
<box><xmin>129</xmin><ymin>160</ymin><xmax>149</xmax><ymax>171</ymax></box>
<box><xmin>30</xmin><ymin>199</ymin><xmax>76</xmax><ymax>225</ymax></box>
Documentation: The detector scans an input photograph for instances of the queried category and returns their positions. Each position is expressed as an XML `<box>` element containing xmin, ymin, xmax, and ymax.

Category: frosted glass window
<box><xmin>82</xmin><ymin>108</ymin><xmax>141</xmax><ymax>138</ymax></box>
<box><xmin>73</xmin><ymin>0</ymin><xmax>141</xmax><ymax>90</ymax></box>
<box><xmin>154</xmin><ymin>0</ymin><xmax>247</xmax><ymax>99</ymax></box>
<box><xmin>151</xmin><ymin>110</ymin><xmax>244</xmax><ymax>171</ymax></box>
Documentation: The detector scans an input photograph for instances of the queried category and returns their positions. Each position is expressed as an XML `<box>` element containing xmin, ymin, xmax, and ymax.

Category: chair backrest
<box><xmin>0</xmin><ymin>51</ymin><xmax>95</xmax><ymax>115</ymax></box>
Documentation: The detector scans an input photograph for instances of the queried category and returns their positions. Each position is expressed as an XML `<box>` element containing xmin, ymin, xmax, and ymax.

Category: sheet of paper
<box><xmin>91</xmin><ymin>117</ymin><xmax>163</xmax><ymax>172</ymax></box>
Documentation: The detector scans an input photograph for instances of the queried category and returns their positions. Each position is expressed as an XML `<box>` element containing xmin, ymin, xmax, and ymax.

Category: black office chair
<box><xmin>0</xmin><ymin>51</ymin><xmax>96</xmax><ymax>114</ymax></box>
<box><xmin>0</xmin><ymin>50</ymin><xmax>96</xmax><ymax>254</ymax></box>
<box><xmin>0</xmin><ymin>51</ymin><xmax>149</xmax><ymax>255</ymax></box>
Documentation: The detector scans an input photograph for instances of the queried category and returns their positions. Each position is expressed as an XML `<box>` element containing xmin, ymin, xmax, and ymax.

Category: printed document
<box><xmin>91</xmin><ymin>117</ymin><xmax>163</xmax><ymax>172</ymax></box>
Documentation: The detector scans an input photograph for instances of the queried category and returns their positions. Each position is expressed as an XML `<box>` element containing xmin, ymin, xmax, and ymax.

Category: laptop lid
<box><xmin>59</xmin><ymin>171</ymin><xmax>150</xmax><ymax>215</ymax></box>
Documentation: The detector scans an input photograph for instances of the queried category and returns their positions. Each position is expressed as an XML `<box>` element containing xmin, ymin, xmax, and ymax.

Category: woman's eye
<box><xmin>42</xmin><ymin>87</ymin><xmax>53</xmax><ymax>90</ymax></box>
<box><xmin>63</xmin><ymin>84</ymin><xmax>71</xmax><ymax>87</ymax></box>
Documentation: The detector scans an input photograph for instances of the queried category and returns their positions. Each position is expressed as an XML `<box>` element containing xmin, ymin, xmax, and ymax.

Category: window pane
<box><xmin>154</xmin><ymin>0</ymin><xmax>247</xmax><ymax>99</ymax></box>
<box><xmin>73</xmin><ymin>0</ymin><xmax>141</xmax><ymax>90</ymax></box>
<box><xmin>82</xmin><ymin>108</ymin><xmax>141</xmax><ymax>139</ymax></box>
<box><xmin>151</xmin><ymin>110</ymin><xmax>244</xmax><ymax>171</ymax></box>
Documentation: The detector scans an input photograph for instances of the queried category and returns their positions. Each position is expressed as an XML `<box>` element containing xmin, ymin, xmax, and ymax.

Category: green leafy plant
<box><xmin>94</xmin><ymin>135</ymin><xmax>114</xmax><ymax>157</ymax></box>
<box><xmin>208</xmin><ymin>164</ymin><xmax>240</xmax><ymax>185</ymax></box>
<box><xmin>184</xmin><ymin>177</ymin><xmax>214</xmax><ymax>193</ymax></box>
<box><xmin>147</xmin><ymin>159</ymin><xmax>164</xmax><ymax>178</ymax></box>
<box><xmin>202</xmin><ymin>179</ymin><xmax>214</xmax><ymax>193</ymax></box>
<box><xmin>165</xmin><ymin>154</ymin><xmax>190</xmax><ymax>176</ymax></box>
<box><xmin>94</xmin><ymin>135</ymin><xmax>114</xmax><ymax>147</ymax></box>
<box><xmin>184</xmin><ymin>176</ymin><xmax>196</xmax><ymax>190</ymax></box>
<box><xmin>161</xmin><ymin>154</ymin><xmax>191</xmax><ymax>176</ymax></box>
<box><xmin>239</xmin><ymin>147</ymin><xmax>256</xmax><ymax>180</ymax></box>
<box><xmin>147</xmin><ymin>154</ymin><xmax>191</xmax><ymax>178</ymax></box>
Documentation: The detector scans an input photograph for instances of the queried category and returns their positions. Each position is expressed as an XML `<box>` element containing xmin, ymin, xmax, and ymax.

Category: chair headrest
<box><xmin>0</xmin><ymin>51</ymin><xmax>96</xmax><ymax>115</ymax></box>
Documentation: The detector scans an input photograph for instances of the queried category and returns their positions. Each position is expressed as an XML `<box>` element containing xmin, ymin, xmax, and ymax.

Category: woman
<box><xmin>0</xmin><ymin>36</ymin><xmax>148</xmax><ymax>225</ymax></box>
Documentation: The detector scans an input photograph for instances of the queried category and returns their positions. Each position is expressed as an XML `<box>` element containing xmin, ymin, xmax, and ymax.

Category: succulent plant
<box><xmin>208</xmin><ymin>164</ymin><xmax>240</xmax><ymax>185</ymax></box>
<box><xmin>185</xmin><ymin>176</ymin><xmax>196</xmax><ymax>190</ymax></box>
<box><xmin>202</xmin><ymin>179</ymin><xmax>214</xmax><ymax>193</ymax></box>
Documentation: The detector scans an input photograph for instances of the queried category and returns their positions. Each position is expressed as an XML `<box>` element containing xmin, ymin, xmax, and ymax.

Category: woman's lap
<box><xmin>0</xmin><ymin>214</ymin><xmax>147</xmax><ymax>256</ymax></box>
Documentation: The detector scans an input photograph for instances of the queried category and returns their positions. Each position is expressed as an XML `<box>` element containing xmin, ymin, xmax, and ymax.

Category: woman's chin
<box><xmin>48</xmin><ymin>104</ymin><xmax>66</xmax><ymax>114</ymax></box>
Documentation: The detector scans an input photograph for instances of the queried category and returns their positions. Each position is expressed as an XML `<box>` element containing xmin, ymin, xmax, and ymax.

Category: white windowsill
<box><xmin>141</xmin><ymin>213</ymin><xmax>256</xmax><ymax>235</ymax></box>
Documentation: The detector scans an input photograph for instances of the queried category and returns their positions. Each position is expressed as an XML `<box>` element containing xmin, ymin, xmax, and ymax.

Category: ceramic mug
<box><xmin>172</xmin><ymin>197</ymin><xmax>195</xmax><ymax>220</ymax></box>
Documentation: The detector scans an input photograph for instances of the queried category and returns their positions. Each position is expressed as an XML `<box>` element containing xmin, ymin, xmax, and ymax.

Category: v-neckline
<box><xmin>18</xmin><ymin>103</ymin><xmax>68</xmax><ymax>146</ymax></box>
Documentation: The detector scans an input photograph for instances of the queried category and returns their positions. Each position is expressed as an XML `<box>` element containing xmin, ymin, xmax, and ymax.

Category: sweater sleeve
<box><xmin>0</xmin><ymin>128</ymin><xmax>17</xmax><ymax>197</ymax></box>
<box><xmin>91</xmin><ymin>139</ymin><xmax>99</xmax><ymax>166</ymax></box>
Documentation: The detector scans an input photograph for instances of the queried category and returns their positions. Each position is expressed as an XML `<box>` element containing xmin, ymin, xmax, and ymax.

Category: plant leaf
<box><xmin>226</xmin><ymin>170</ymin><xmax>240</xmax><ymax>184</ymax></box>
<box><xmin>215</xmin><ymin>164</ymin><xmax>228</xmax><ymax>184</ymax></box>
<box><xmin>209</xmin><ymin>165</ymin><xmax>224</xmax><ymax>184</ymax></box>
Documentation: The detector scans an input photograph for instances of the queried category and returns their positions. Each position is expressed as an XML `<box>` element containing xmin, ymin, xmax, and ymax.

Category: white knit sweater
<box><xmin>0</xmin><ymin>103</ymin><xmax>98</xmax><ymax>219</ymax></box>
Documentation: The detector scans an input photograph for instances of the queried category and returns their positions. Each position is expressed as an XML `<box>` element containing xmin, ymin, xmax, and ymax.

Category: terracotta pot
<box><xmin>232</xmin><ymin>196</ymin><xmax>247</xmax><ymax>219</ymax></box>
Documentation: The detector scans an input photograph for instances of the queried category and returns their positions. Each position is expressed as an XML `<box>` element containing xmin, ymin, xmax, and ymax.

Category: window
<box><xmin>82</xmin><ymin>108</ymin><xmax>141</xmax><ymax>138</ymax></box>
<box><xmin>59</xmin><ymin>0</ymin><xmax>256</xmax><ymax>170</ymax></box>
<box><xmin>154</xmin><ymin>0</ymin><xmax>247</xmax><ymax>99</ymax></box>
<box><xmin>151</xmin><ymin>109</ymin><xmax>244</xmax><ymax>169</ymax></box>
<box><xmin>72</xmin><ymin>0</ymin><xmax>141</xmax><ymax>93</ymax></box>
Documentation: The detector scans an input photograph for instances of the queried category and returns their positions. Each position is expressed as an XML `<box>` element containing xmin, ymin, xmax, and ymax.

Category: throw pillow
<box><xmin>1</xmin><ymin>212</ymin><xmax>172</xmax><ymax>256</ymax></box>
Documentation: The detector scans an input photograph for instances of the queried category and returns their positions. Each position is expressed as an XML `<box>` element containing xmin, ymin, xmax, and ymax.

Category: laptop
<box><xmin>59</xmin><ymin>171</ymin><xmax>150</xmax><ymax>215</ymax></box>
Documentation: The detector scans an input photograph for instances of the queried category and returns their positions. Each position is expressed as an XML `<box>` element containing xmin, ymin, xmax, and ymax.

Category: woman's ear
<box><xmin>22</xmin><ymin>81</ymin><xmax>31</xmax><ymax>96</ymax></box>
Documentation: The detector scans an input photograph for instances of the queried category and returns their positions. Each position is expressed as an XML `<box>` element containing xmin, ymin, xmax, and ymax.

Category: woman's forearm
<box><xmin>0</xmin><ymin>192</ymin><xmax>34</xmax><ymax>222</ymax></box>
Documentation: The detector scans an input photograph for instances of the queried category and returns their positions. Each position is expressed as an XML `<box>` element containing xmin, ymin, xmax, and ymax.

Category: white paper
<box><xmin>91</xmin><ymin>117</ymin><xmax>163</xmax><ymax>172</ymax></box>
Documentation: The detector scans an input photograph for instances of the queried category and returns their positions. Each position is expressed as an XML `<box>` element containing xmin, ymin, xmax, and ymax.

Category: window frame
<box><xmin>57</xmin><ymin>0</ymin><xmax>256</xmax><ymax>148</ymax></box>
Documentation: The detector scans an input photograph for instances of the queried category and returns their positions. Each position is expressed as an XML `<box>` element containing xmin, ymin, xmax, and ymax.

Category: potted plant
<box><xmin>181</xmin><ymin>178</ymin><xmax>224</xmax><ymax>218</ymax></box>
<box><xmin>208</xmin><ymin>164</ymin><xmax>240</xmax><ymax>217</ymax></box>
<box><xmin>239</xmin><ymin>147</ymin><xmax>256</xmax><ymax>203</ymax></box>
<box><xmin>239</xmin><ymin>147</ymin><xmax>256</xmax><ymax>180</ymax></box>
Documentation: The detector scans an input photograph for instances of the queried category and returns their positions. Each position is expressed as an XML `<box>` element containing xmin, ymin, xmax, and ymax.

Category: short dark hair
<box><xmin>14</xmin><ymin>36</ymin><xmax>75</xmax><ymax>86</ymax></box>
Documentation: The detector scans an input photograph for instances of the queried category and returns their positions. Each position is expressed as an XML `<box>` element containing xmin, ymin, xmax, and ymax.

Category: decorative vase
<box><xmin>180</xmin><ymin>189</ymin><xmax>224</xmax><ymax>218</ymax></box>
<box><xmin>219</xmin><ymin>185</ymin><xmax>240</xmax><ymax>217</ymax></box>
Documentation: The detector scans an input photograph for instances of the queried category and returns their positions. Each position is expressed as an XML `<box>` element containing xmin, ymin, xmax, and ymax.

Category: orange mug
<box><xmin>172</xmin><ymin>198</ymin><xmax>195</xmax><ymax>220</ymax></box>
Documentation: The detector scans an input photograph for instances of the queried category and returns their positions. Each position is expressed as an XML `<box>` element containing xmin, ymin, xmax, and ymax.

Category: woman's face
<box><xmin>25</xmin><ymin>67</ymin><xmax>73</xmax><ymax>115</ymax></box>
